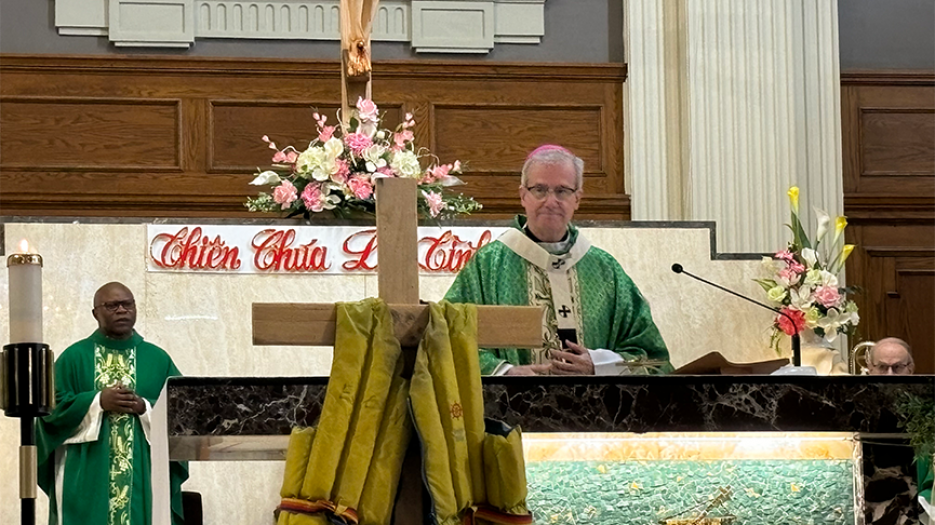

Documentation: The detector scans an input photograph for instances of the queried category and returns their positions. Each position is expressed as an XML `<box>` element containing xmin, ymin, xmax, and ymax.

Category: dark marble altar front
<box><xmin>168</xmin><ymin>375</ymin><xmax>934</xmax><ymax>524</ymax></box>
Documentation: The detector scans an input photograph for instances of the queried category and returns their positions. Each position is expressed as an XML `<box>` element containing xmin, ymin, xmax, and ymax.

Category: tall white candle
<box><xmin>8</xmin><ymin>240</ymin><xmax>43</xmax><ymax>344</ymax></box>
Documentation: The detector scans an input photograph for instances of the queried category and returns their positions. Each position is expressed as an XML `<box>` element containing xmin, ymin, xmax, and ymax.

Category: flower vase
<box><xmin>798</xmin><ymin>329</ymin><xmax>848</xmax><ymax>375</ymax></box>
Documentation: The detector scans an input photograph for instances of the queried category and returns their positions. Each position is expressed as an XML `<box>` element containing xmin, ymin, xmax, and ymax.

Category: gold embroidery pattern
<box><xmin>526</xmin><ymin>265</ymin><xmax>560</xmax><ymax>364</ymax></box>
<box><xmin>94</xmin><ymin>345</ymin><xmax>137</xmax><ymax>525</ymax></box>
<box><xmin>567</xmin><ymin>266</ymin><xmax>585</xmax><ymax>340</ymax></box>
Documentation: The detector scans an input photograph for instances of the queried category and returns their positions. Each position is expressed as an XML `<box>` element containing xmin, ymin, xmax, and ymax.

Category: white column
<box><xmin>627</xmin><ymin>0</ymin><xmax>843</xmax><ymax>253</ymax></box>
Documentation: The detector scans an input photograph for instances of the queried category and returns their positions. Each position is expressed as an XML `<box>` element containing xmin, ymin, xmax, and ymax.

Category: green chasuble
<box><xmin>36</xmin><ymin>330</ymin><xmax>189</xmax><ymax>525</ymax></box>
<box><xmin>445</xmin><ymin>216</ymin><xmax>673</xmax><ymax>376</ymax></box>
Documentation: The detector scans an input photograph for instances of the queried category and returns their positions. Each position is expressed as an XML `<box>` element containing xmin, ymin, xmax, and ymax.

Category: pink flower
<box><xmin>393</xmin><ymin>130</ymin><xmax>414</xmax><ymax>148</ymax></box>
<box><xmin>345</xmin><ymin>133</ymin><xmax>373</xmax><ymax>155</ymax></box>
<box><xmin>778</xmin><ymin>268</ymin><xmax>800</xmax><ymax>286</ymax></box>
<box><xmin>775</xmin><ymin>250</ymin><xmax>795</xmax><ymax>262</ymax></box>
<box><xmin>776</xmin><ymin>308</ymin><xmax>806</xmax><ymax>336</ymax></box>
<box><xmin>301</xmin><ymin>183</ymin><xmax>327</xmax><ymax>212</ymax></box>
<box><xmin>348</xmin><ymin>176</ymin><xmax>373</xmax><ymax>200</ymax></box>
<box><xmin>318</xmin><ymin>125</ymin><xmax>335</xmax><ymax>142</ymax></box>
<box><xmin>332</xmin><ymin>159</ymin><xmax>350</xmax><ymax>184</ymax></box>
<box><xmin>272</xmin><ymin>180</ymin><xmax>297</xmax><ymax>209</ymax></box>
<box><xmin>787</xmin><ymin>261</ymin><xmax>806</xmax><ymax>274</ymax></box>
<box><xmin>424</xmin><ymin>191</ymin><xmax>445</xmax><ymax>218</ymax></box>
<box><xmin>272</xmin><ymin>149</ymin><xmax>298</xmax><ymax>164</ymax></box>
<box><xmin>813</xmin><ymin>285</ymin><xmax>842</xmax><ymax>308</ymax></box>
<box><xmin>356</xmin><ymin>97</ymin><xmax>379</xmax><ymax>122</ymax></box>
<box><xmin>421</xmin><ymin>164</ymin><xmax>453</xmax><ymax>184</ymax></box>
<box><xmin>376</xmin><ymin>166</ymin><xmax>396</xmax><ymax>177</ymax></box>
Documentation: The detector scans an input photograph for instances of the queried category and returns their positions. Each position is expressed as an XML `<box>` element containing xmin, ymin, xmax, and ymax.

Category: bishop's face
<box><xmin>520</xmin><ymin>160</ymin><xmax>581</xmax><ymax>242</ymax></box>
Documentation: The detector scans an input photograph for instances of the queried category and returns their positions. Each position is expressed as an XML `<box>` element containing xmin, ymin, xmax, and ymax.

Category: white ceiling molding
<box><xmin>55</xmin><ymin>0</ymin><xmax>546</xmax><ymax>51</ymax></box>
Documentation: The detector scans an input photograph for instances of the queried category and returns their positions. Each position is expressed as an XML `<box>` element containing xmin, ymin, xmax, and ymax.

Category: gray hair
<box><xmin>870</xmin><ymin>337</ymin><xmax>914</xmax><ymax>364</ymax></box>
<box><xmin>520</xmin><ymin>147</ymin><xmax>584</xmax><ymax>190</ymax></box>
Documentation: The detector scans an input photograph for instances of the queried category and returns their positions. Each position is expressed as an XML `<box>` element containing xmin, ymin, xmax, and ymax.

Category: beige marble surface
<box><xmin>0</xmin><ymin>221</ymin><xmax>812</xmax><ymax>524</ymax></box>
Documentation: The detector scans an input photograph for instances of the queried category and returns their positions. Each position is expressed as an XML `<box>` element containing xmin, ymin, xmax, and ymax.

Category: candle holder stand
<box><xmin>2</xmin><ymin>342</ymin><xmax>55</xmax><ymax>525</ymax></box>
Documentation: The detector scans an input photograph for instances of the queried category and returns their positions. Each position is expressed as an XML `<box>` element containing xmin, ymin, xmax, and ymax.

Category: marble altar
<box><xmin>167</xmin><ymin>375</ymin><xmax>934</xmax><ymax>524</ymax></box>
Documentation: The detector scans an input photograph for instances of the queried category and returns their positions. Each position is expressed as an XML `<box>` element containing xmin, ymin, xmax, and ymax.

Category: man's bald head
<box><xmin>92</xmin><ymin>282</ymin><xmax>137</xmax><ymax>340</ymax></box>
<box><xmin>869</xmin><ymin>337</ymin><xmax>914</xmax><ymax>375</ymax></box>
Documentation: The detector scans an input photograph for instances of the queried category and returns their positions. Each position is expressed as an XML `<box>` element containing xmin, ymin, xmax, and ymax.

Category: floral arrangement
<box><xmin>757</xmin><ymin>187</ymin><xmax>860</xmax><ymax>353</ymax></box>
<box><xmin>246</xmin><ymin>98</ymin><xmax>482</xmax><ymax>219</ymax></box>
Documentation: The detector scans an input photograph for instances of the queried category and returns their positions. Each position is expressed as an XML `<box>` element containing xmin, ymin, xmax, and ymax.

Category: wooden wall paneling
<box><xmin>842</xmin><ymin>71</ymin><xmax>935</xmax><ymax>374</ymax></box>
<box><xmin>0</xmin><ymin>55</ymin><xmax>628</xmax><ymax>219</ymax></box>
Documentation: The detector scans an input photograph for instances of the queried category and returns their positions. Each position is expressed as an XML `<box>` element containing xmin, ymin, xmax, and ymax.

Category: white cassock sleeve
<box><xmin>589</xmin><ymin>349</ymin><xmax>628</xmax><ymax>376</ymax></box>
<box><xmin>63</xmin><ymin>392</ymin><xmax>105</xmax><ymax>445</ymax></box>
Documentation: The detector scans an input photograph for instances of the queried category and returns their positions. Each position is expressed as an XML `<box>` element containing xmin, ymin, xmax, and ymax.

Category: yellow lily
<box><xmin>788</xmin><ymin>186</ymin><xmax>800</xmax><ymax>214</ymax></box>
<box><xmin>832</xmin><ymin>244</ymin><xmax>856</xmax><ymax>273</ymax></box>
<box><xmin>832</xmin><ymin>216</ymin><xmax>847</xmax><ymax>245</ymax></box>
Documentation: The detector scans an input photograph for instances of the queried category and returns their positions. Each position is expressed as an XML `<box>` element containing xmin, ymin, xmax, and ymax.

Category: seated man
<box><xmin>868</xmin><ymin>337</ymin><xmax>915</xmax><ymax>375</ymax></box>
<box><xmin>445</xmin><ymin>145</ymin><xmax>672</xmax><ymax>376</ymax></box>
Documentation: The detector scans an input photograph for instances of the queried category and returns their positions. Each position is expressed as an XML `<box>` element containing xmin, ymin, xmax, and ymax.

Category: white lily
<box><xmin>815</xmin><ymin>208</ymin><xmax>831</xmax><ymax>245</ymax></box>
<box><xmin>249</xmin><ymin>170</ymin><xmax>281</xmax><ymax>186</ymax></box>
<box><xmin>801</xmin><ymin>248</ymin><xmax>818</xmax><ymax>269</ymax></box>
<box><xmin>789</xmin><ymin>286</ymin><xmax>814</xmax><ymax>310</ymax></box>
<box><xmin>816</xmin><ymin>308</ymin><xmax>848</xmax><ymax>342</ymax></box>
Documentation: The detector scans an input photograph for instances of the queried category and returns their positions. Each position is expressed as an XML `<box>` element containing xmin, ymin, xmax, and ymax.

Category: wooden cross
<box><xmin>252</xmin><ymin>1</ymin><xmax>543</xmax><ymax>354</ymax></box>
<box><xmin>339</xmin><ymin>0</ymin><xmax>379</xmax><ymax>124</ymax></box>
<box><xmin>252</xmin><ymin>178</ymin><xmax>543</xmax><ymax>356</ymax></box>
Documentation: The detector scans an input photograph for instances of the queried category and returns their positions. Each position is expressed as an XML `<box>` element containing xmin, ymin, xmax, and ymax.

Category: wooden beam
<box><xmin>375</xmin><ymin>178</ymin><xmax>420</xmax><ymax>304</ymax></box>
<box><xmin>253</xmin><ymin>303</ymin><xmax>544</xmax><ymax>348</ymax></box>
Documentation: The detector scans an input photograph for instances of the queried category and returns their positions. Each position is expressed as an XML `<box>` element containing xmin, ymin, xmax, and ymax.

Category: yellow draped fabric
<box><xmin>277</xmin><ymin>299</ymin><xmax>530</xmax><ymax>525</ymax></box>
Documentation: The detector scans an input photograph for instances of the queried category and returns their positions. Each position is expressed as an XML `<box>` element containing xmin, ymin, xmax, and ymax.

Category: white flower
<box><xmin>815</xmin><ymin>208</ymin><xmax>831</xmax><ymax>244</ymax></box>
<box><xmin>761</xmin><ymin>256</ymin><xmax>782</xmax><ymax>274</ymax></box>
<box><xmin>249</xmin><ymin>170</ymin><xmax>281</xmax><ymax>186</ymax></box>
<box><xmin>803</xmin><ymin>269</ymin><xmax>838</xmax><ymax>288</ymax></box>
<box><xmin>390</xmin><ymin>150</ymin><xmax>422</xmax><ymax>178</ymax></box>
<box><xmin>297</xmin><ymin>144</ymin><xmax>339</xmax><ymax>181</ymax></box>
<box><xmin>323</xmin><ymin>137</ymin><xmax>344</xmax><ymax>159</ymax></box>
<box><xmin>816</xmin><ymin>308</ymin><xmax>849</xmax><ymax>342</ymax></box>
<box><xmin>363</xmin><ymin>145</ymin><xmax>388</xmax><ymax>173</ymax></box>
<box><xmin>789</xmin><ymin>286</ymin><xmax>814</xmax><ymax>310</ymax></box>
<box><xmin>801</xmin><ymin>248</ymin><xmax>818</xmax><ymax>268</ymax></box>
<box><xmin>767</xmin><ymin>286</ymin><xmax>788</xmax><ymax>304</ymax></box>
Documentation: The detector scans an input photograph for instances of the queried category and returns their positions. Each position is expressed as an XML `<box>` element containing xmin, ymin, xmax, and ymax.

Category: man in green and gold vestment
<box><xmin>37</xmin><ymin>282</ymin><xmax>188</xmax><ymax>525</ymax></box>
<box><xmin>445</xmin><ymin>145</ymin><xmax>672</xmax><ymax>376</ymax></box>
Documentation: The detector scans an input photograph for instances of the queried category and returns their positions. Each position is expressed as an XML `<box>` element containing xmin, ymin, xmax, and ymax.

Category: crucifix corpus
<box><xmin>252</xmin><ymin>0</ymin><xmax>543</xmax><ymax>361</ymax></box>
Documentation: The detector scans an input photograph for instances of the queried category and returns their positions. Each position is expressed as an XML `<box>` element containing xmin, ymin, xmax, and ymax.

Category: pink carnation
<box><xmin>356</xmin><ymin>98</ymin><xmax>379</xmax><ymax>122</ymax></box>
<box><xmin>376</xmin><ymin>166</ymin><xmax>396</xmax><ymax>177</ymax></box>
<box><xmin>345</xmin><ymin>133</ymin><xmax>373</xmax><ymax>155</ymax></box>
<box><xmin>348</xmin><ymin>176</ymin><xmax>373</xmax><ymax>200</ymax></box>
<box><xmin>301</xmin><ymin>183</ymin><xmax>327</xmax><ymax>212</ymax></box>
<box><xmin>775</xmin><ymin>250</ymin><xmax>795</xmax><ymax>262</ymax></box>
<box><xmin>393</xmin><ymin>130</ymin><xmax>414</xmax><ymax>148</ymax></box>
<box><xmin>332</xmin><ymin>159</ymin><xmax>350</xmax><ymax>184</ymax></box>
<box><xmin>424</xmin><ymin>191</ymin><xmax>445</xmax><ymax>218</ymax></box>
<box><xmin>813</xmin><ymin>285</ymin><xmax>842</xmax><ymax>308</ymax></box>
<box><xmin>776</xmin><ymin>307</ymin><xmax>806</xmax><ymax>336</ymax></box>
<box><xmin>273</xmin><ymin>180</ymin><xmax>297</xmax><ymax>209</ymax></box>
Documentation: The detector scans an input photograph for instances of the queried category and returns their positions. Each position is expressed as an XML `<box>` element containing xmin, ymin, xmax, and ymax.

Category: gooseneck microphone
<box><xmin>671</xmin><ymin>263</ymin><xmax>801</xmax><ymax>367</ymax></box>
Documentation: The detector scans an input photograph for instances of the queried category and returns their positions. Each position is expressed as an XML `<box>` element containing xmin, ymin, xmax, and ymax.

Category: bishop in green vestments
<box><xmin>445</xmin><ymin>145</ymin><xmax>672</xmax><ymax>376</ymax></box>
<box><xmin>36</xmin><ymin>282</ymin><xmax>188</xmax><ymax>525</ymax></box>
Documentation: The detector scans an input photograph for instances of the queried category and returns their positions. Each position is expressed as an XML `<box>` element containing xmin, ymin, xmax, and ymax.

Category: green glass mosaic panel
<box><xmin>526</xmin><ymin>460</ymin><xmax>855</xmax><ymax>525</ymax></box>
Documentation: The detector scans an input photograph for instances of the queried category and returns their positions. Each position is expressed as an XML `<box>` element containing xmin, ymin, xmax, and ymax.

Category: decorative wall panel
<box><xmin>0</xmin><ymin>55</ymin><xmax>628</xmax><ymax>219</ymax></box>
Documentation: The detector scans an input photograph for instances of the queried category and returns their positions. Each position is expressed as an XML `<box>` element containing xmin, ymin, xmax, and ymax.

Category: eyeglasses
<box><xmin>870</xmin><ymin>362</ymin><xmax>912</xmax><ymax>374</ymax></box>
<box><xmin>95</xmin><ymin>300</ymin><xmax>136</xmax><ymax>313</ymax></box>
<box><xmin>524</xmin><ymin>185</ymin><xmax>578</xmax><ymax>201</ymax></box>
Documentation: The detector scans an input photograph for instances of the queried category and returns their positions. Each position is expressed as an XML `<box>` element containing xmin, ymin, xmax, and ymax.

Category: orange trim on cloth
<box><xmin>278</xmin><ymin>498</ymin><xmax>360</xmax><ymax>524</ymax></box>
<box><xmin>463</xmin><ymin>505</ymin><xmax>534</xmax><ymax>525</ymax></box>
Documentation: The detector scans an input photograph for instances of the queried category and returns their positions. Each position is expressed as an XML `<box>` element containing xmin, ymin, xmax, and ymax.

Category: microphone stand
<box><xmin>672</xmin><ymin>264</ymin><xmax>801</xmax><ymax>367</ymax></box>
